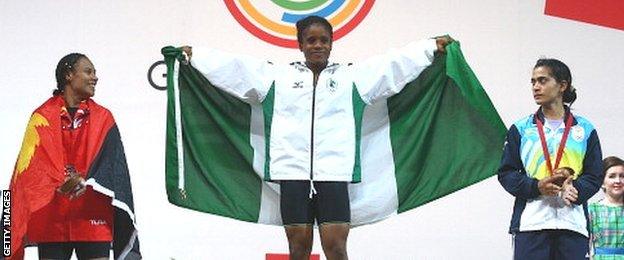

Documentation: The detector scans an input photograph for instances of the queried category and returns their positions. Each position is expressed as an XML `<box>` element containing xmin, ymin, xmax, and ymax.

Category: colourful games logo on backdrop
<box><xmin>224</xmin><ymin>0</ymin><xmax>375</xmax><ymax>48</ymax></box>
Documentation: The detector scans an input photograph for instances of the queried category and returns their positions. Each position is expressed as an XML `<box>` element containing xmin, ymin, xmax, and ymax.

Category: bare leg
<box><xmin>319</xmin><ymin>223</ymin><xmax>349</xmax><ymax>260</ymax></box>
<box><xmin>285</xmin><ymin>225</ymin><xmax>313</xmax><ymax>260</ymax></box>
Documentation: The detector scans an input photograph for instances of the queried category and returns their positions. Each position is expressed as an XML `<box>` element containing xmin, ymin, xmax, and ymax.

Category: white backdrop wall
<box><xmin>1</xmin><ymin>1</ymin><xmax>623</xmax><ymax>259</ymax></box>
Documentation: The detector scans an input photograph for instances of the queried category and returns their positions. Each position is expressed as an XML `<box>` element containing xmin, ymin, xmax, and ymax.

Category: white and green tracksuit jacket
<box><xmin>190</xmin><ymin>39</ymin><xmax>436</xmax><ymax>182</ymax></box>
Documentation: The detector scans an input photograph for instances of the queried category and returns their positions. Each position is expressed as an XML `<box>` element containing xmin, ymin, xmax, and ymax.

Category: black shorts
<box><xmin>38</xmin><ymin>241</ymin><xmax>111</xmax><ymax>260</ymax></box>
<box><xmin>280</xmin><ymin>180</ymin><xmax>350</xmax><ymax>225</ymax></box>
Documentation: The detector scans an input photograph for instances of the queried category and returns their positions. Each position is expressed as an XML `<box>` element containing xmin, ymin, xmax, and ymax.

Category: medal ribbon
<box><xmin>535</xmin><ymin>110</ymin><xmax>574</xmax><ymax>176</ymax></box>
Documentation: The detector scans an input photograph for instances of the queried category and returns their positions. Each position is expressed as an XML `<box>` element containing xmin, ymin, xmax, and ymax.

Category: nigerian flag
<box><xmin>162</xmin><ymin>41</ymin><xmax>506</xmax><ymax>225</ymax></box>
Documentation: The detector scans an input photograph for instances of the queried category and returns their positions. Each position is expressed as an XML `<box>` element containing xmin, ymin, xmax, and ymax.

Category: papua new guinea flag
<box><xmin>162</xmin><ymin>40</ymin><xmax>506</xmax><ymax>225</ymax></box>
<box><xmin>6</xmin><ymin>96</ymin><xmax>140</xmax><ymax>259</ymax></box>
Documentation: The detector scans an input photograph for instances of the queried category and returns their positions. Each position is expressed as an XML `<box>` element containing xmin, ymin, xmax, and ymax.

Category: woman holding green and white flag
<box><xmin>164</xmin><ymin>14</ymin><xmax>508</xmax><ymax>259</ymax></box>
<box><xmin>179</xmin><ymin>15</ymin><xmax>450</xmax><ymax>260</ymax></box>
<box><xmin>184</xmin><ymin>16</ymin><xmax>449</xmax><ymax>259</ymax></box>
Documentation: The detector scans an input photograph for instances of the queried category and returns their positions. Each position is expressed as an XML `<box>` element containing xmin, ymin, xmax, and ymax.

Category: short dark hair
<box><xmin>296</xmin><ymin>15</ymin><xmax>333</xmax><ymax>44</ymax></box>
<box><xmin>534</xmin><ymin>58</ymin><xmax>577</xmax><ymax>105</ymax></box>
<box><xmin>54</xmin><ymin>53</ymin><xmax>87</xmax><ymax>95</ymax></box>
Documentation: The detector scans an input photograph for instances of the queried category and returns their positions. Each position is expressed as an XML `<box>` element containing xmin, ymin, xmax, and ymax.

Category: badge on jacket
<box><xmin>327</xmin><ymin>78</ymin><xmax>337</xmax><ymax>92</ymax></box>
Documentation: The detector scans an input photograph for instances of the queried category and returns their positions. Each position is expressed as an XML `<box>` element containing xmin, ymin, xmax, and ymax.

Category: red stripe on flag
<box><xmin>266</xmin><ymin>253</ymin><xmax>320</xmax><ymax>260</ymax></box>
<box><xmin>544</xmin><ymin>0</ymin><xmax>624</xmax><ymax>31</ymax></box>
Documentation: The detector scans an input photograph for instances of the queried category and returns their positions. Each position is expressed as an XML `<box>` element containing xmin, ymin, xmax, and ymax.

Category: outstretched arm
<box><xmin>353</xmin><ymin>36</ymin><xmax>452</xmax><ymax>104</ymax></box>
<box><xmin>181</xmin><ymin>46</ymin><xmax>275</xmax><ymax>103</ymax></box>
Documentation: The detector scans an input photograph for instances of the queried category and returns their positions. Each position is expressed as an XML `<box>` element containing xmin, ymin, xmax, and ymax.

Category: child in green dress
<box><xmin>589</xmin><ymin>156</ymin><xmax>624</xmax><ymax>259</ymax></box>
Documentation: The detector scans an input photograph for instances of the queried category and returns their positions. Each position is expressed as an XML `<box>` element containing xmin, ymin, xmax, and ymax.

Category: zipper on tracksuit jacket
<box><xmin>310</xmin><ymin>71</ymin><xmax>319</xmax><ymax>182</ymax></box>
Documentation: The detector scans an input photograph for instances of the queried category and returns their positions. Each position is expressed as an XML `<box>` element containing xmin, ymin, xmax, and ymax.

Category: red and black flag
<box><xmin>6</xmin><ymin>96</ymin><xmax>140</xmax><ymax>259</ymax></box>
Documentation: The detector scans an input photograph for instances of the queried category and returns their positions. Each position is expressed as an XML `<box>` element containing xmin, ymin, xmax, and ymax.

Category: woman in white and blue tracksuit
<box><xmin>498</xmin><ymin>58</ymin><xmax>603</xmax><ymax>260</ymax></box>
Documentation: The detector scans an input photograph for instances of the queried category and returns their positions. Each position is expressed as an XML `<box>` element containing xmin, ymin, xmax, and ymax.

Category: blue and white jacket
<box><xmin>497</xmin><ymin>108</ymin><xmax>603</xmax><ymax>237</ymax></box>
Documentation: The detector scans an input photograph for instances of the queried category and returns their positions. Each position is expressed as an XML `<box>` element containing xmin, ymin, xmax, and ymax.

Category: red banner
<box><xmin>545</xmin><ymin>0</ymin><xmax>624</xmax><ymax>31</ymax></box>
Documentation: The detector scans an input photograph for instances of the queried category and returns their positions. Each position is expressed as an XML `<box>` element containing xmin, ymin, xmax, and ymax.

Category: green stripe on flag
<box><xmin>163</xmin><ymin>47</ymin><xmax>262</xmax><ymax>222</ymax></box>
<box><xmin>163</xmin><ymin>47</ymin><xmax>182</xmax><ymax>199</ymax></box>
<box><xmin>351</xmin><ymin>84</ymin><xmax>366</xmax><ymax>183</ymax></box>
<box><xmin>387</xmin><ymin>42</ymin><xmax>506</xmax><ymax>213</ymax></box>
<box><xmin>262</xmin><ymin>84</ymin><xmax>276</xmax><ymax>181</ymax></box>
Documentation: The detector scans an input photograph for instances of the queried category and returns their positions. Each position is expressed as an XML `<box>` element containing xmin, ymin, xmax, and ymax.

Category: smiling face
<box><xmin>299</xmin><ymin>23</ymin><xmax>332</xmax><ymax>71</ymax></box>
<box><xmin>66</xmin><ymin>57</ymin><xmax>98</xmax><ymax>101</ymax></box>
<box><xmin>603</xmin><ymin>165</ymin><xmax>624</xmax><ymax>202</ymax></box>
<box><xmin>531</xmin><ymin>66</ymin><xmax>566</xmax><ymax>107</ymax></box>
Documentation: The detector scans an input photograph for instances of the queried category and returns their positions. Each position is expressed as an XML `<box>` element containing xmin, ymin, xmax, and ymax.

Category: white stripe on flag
<box><xmin>250</xmin><ymin>102</ymin><xmax>282</xmax><ymax>224</ymax></box>
<box><xmin>173</xmin><ymin>61</ymin><xmax>185</xmax><ymax>190</ymax></box>
<box><xmin>351</xmin><ymin>100</ymin><xmax>399</xmax><ymax>225</ymax></box>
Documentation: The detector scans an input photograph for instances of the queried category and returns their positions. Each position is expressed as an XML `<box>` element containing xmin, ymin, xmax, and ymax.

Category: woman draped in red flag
<box><xmin>7</xmin><ymin>53</ymin><xmax>141</xmax><ymax>259</ymax></box>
